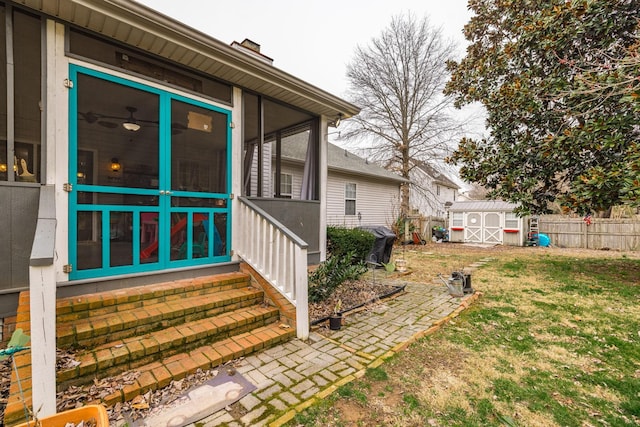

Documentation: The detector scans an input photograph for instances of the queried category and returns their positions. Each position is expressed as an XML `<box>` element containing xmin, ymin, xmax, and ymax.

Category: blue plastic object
<box><xmin>538</xmin><ymin>233</ymin><xmax>551</xmax><ymax>247</ymax></box>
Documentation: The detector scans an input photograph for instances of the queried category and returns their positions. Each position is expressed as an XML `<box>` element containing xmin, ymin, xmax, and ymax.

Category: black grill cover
<box><xmin>357</xmin><ymin>226</ymin><xmax>397</xmax><ymax>265</ymax></box>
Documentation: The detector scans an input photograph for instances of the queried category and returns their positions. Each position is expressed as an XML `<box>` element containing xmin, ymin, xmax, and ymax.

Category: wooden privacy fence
<box><xmin>540</xmin><ymin>215</ymin><xmax>640</xmax><ymax>251</ymax></box>
<box><xmin>406</xmin><ymin>215</ymin><xmax>445</xmax><ymax>241</ymax></box>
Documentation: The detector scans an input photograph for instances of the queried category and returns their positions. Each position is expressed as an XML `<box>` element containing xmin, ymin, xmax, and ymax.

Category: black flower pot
<box><xmin>329</xmin><ymin>314</ymin><xmax>342</xmax><ymax>330</ymax></box>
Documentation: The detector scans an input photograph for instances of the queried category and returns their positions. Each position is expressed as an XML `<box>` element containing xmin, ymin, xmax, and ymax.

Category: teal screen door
<box><xmin>69</xmin><ymin>66</ymin><xmax>231</xmax><ymax>280</ymax></box>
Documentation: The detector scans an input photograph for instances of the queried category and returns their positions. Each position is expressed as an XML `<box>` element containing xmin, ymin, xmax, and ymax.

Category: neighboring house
<box><xmin>447</xmin><ymin>200</ymin><xmax>526</xmax><ymax>246</ymax></box>
<box><xmin>410</xmin><ymin>161</ymin><xmax>460</xmax><ymax>218</ymax></box>
<box><xmin>268</xmin><ymin>135</ymin><xmax>406</xmax><ymax>228</ymax></box>
<box><xmin>0</xmin><ymin>2</ymin><xmax>360</xmax><ymax>417</ymax></box>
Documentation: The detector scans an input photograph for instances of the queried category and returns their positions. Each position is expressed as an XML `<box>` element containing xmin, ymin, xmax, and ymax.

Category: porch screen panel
<box><xmin>0</xmin><ymin>6</ymin><xmax>5</xmax><ymax>180</ymax></box>
<box><xmin>1</xmin><ymin>8</ymin><xmax>42</xmax><ymax>182</ymax></box>
<box><xmin>170</xmin><ymin>100</ymin><xmax>227</xmax><ymax>194</ymax></box>
<box><xmin>76</xmin><ymin>74</ymin><xmax>160</xmax><ymax>191</ymax></box>
<box><xmin>77</xmin><ymin>211</ymin><xmax>102</xmax><ymax>270</ymax></box>
<box><xmin>214</xmin><ymin>212</ymin><xmax>227</xmax><ymax>256</ymax></box>
<box><xmin>110</xmin><ymin>212</ymin><xmax>133</xmax><ymax>267</ymax></box>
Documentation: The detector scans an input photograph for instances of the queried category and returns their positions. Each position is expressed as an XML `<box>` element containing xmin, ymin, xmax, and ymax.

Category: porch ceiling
<box><xmin>16</xmin><ymin>0</ymin><xmax>360</xmax><ymax>120</ymax></box>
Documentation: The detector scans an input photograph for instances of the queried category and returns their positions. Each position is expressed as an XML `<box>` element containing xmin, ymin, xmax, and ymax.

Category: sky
<box><xmin>135</xmin><ymin>0</ymin><xmax>474</xmax><ymax>99</ymax></box>
<box><xmin>135</xmin><ymin>0</ymin><xmax>481</xmax><ymax>189</ymax></box>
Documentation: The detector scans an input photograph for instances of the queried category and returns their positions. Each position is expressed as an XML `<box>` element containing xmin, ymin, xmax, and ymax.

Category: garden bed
<box><xmin>309</xmin><ymin>278</ymin><xmax>406</xmax><ymax>325</ymax></box>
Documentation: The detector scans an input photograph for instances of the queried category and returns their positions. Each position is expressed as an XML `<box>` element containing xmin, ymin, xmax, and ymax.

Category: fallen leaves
<box><xmin>55</xmin><ymin>365</ymin><xmax>224</xmax><ymax>424</ymax></box>
<box><xmin>0</xmin><ymin>358</ymin><xmax>11</xmax><ymax>424</ymax></box>
<box><xmin>56</xmin><ymin>348</ymin><xmax>81</xmax><ymax>370</ymax></box>
<box><xmin>60</xmin><ymin>418</ymin><xmax>98</xmax><ymax>427</ymax></box>
<box><xmin>57</xmin><ymin>370</ymin><xmax>141</xmax><ymax>412</ymax></box>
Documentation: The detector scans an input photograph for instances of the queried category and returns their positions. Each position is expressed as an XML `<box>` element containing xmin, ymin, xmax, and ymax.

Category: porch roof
<box><xmin>279</xmin><ymin>135</ymin><xmax>407</xmax><ymax>183</ymax></box>
<box><xmin>18</xmin><ymin>0</ymin><xmax>360</xmax><ymax>120</ymax></box>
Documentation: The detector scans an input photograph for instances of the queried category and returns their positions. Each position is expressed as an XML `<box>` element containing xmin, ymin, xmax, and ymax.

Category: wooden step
<box><xmin>56</xmin><ymin>304</ymin><xmax>281</xmax><ymax>389</ymax></box>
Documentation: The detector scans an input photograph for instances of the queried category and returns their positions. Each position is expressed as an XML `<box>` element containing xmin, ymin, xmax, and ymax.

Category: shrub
<box><xmin>327</xmin><ymin>226</ymin><xmax>375</xmax><ymax>262</ymax></box>
<box><xmin>308</xmin><ymin>251</ymin><xmax>367</xmax><ymax>303</ymax></box>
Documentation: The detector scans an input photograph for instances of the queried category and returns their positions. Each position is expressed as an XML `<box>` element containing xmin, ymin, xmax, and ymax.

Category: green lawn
<box><xmin>288</xmin><ymin>248</ymin><xmax>640</xmax><ymax>427</ymax></box>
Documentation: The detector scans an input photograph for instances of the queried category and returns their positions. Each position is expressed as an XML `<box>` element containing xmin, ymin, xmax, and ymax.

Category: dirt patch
<box><xmin>309</xmin><ymin>278</ymin><xmax>404</xmax><ymax>323</ymax></box>
<box><xmin>334</xmin><ymin>400</ymin><xmax>366</xmax><ymax>423</ymax></box>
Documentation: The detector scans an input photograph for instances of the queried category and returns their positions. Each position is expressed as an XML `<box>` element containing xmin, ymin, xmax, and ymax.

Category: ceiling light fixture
<box><xmin>122</xmin><ymin>106</ymin><xmax>141</xmax><ymax>132</ymax></box>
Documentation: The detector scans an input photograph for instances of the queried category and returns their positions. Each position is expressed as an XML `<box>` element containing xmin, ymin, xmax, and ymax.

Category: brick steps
<box><xmin>56</xmin><ymin>272</ymin><xmax>250</xmax><ymax>324</ymax></box>
<box><xmin>4</xmin><ymin>270</ymin><xmax>297</xmax><ymax>427</ymax></box>
<box><xmin>57</xmin><ymin>286</ymin><xmax>265</xmax><ymax>348</ymax></box>
<box><xmin>102</xmin><ymin>322</ymin><xmax>294</xmax><ymax>406</ymax></box>
<box><xmin>57</xmin><ymin>304</ymin><xmax>281</xmax><ymax>389</ymax></box>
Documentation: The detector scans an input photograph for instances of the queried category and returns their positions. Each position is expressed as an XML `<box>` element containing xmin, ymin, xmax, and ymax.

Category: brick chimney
<box><xmin>230</xmin><ymin>38</ymin><xmax>273</xmax><ymax>65</ymax></box>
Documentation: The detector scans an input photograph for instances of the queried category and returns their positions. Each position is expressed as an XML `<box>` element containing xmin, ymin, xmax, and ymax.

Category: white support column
<box><xmin>230</xmin><ymin>87</ymin><xmax>243</xmax><ymax>262</ymax></box>
<box><xmin>29</xmin><ymin>263</ymin><xmax>57</xmax><ymax>417</ymax></box>
<box><xmin>49</xmin><ymin>20</ymin><xmax>69</xmax><ymax>284</ymax></box>
<box><xmin>319</xmin><ymin>117</ymin><xmax>329</xmax><ymax>262</ymax></box>
<box><xmin>29</xmin><ymin>19</ymin><xmax>64</xmax><ymax>418</ymax></box>
<box><xmin>294</xmin><ymin>245</ymin><xmax>309</xmax><ymax>340</ymax></box>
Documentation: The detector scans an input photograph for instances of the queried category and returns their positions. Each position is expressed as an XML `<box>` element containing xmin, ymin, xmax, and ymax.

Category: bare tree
<box><xmin>342</xmin><ymin>13</ymin><xmax>462</xmax><ymax>217</ymax></box>
<box><xmin>465</xmin><ymin>183</ymin><xmax>489</xmax><ymax>201</ymax></box>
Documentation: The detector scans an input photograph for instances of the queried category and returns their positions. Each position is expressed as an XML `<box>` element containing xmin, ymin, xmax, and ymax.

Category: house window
<box><xmin>505</xmin><ymin>212</ymin><xmax>519</xmax><ymax>229</ymax></box>
<box><xmin>345</xmin><ymin>183</ymin><xmax>356</xmax><ymax>215</ymax></box>
<box><xmin>278</xmin><ymin>173</ymin><xmax>292</xmax><ymax>198</ymax></box>
<box><xmin>453</xmin><ymin>191</ymin><xmax>456</xmax><ymax>201</ymax></box>
<box><xmin>452</xmin><ymin>212</ymin><xmax>463</xmax><ymax>227</ymax></box>
<box><xmin>436</xmin><ymin>185</ymin><xmax>441</xmax><ymax>196</ymax></box>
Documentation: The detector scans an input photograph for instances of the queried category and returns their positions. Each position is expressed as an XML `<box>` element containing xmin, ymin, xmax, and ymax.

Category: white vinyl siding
<box><xmin>409</xmin><ymin>167</ymin><xmax>459</xmax><ymax>218</ymax></box>
<box><xmin>326</xmin><ymin>172</ymin><xmax>401</xmax><ymax>228</ymax></box>
<box><xmin>249</xmin><ymin>142</ymin><xmax>273</xmax><ymax>196</ymax></box>
<box><xmin>270</xmin><ymin>160</ymin><xmax>402</xmax><ymax>228</ymax></box>
<box><xmin>265</xmin><ymin>162</ymin><xmax>303</xmax><ymax>199</ymax></box>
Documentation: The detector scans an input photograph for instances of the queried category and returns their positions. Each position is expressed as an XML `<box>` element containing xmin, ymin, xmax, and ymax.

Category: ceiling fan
<box><xmin>78</xmin><ymin>106</ymin><xmax>186</xmax><ymax>133</ymax></box>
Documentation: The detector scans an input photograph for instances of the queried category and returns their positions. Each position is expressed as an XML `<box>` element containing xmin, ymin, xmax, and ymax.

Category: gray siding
<box><xmin>0</xmin><ymin>185</ymin><xmax>40</xmax><ymax>315</ymax></box>
<box><xmin>248</xmin><ymin>198</ymin><xmax>320</xmax><ymax>260</ymax></box>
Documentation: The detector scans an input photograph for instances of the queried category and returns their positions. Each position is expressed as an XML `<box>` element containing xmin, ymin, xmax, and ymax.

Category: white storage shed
<box><xmin>448</xmin><ymin>200</ymin><xmax>526</xmax><ymax>246</ymax></box>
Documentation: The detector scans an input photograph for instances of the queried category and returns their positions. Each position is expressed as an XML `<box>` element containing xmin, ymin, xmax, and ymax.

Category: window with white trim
<box><xmin>345</xmin><ymin>183</ymin><xmax>356</xmax><ymax>215</ymax></box>
<box><xmin>452</xmin><ymin>212</ymin><xmax>463</xmax><ymax>227</ymax></box>
<box><xmin>275</xmin><ymin>172</ymin><xmax>292</xmax><ymax>198</ymax></box>
<box><xmin>505</xmin><ymin>212</ymin><xmax>519</xmax><ymax>229</ymax></box>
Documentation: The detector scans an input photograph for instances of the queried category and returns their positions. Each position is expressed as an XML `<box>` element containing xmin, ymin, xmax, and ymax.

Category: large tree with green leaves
<box><xmin>445</xmin><ymin>0</ymin><xmax>640</xmax><ymax>216</ymax></box>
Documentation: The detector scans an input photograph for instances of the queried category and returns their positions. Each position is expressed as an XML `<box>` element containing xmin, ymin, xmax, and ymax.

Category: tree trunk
<box><xmin>401</xmin><ymin>143</ymin><xmax>411</xmax><ymax>218</ymax></box>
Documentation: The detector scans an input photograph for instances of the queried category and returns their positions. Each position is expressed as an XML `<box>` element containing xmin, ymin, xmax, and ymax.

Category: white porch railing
<box><xmin>237</xmin><ymin>197</ymin><xmax>309</xmax><ymax>340</ymax></box>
